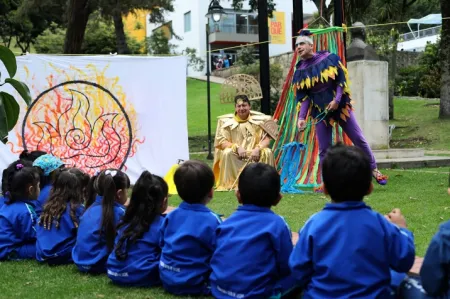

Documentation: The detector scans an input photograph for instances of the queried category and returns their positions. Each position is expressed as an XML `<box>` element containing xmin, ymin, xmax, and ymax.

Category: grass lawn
<box><xmin>390</xmin><ymin>98</ymin><xmax>450</xmax><ymax>150</ymax></box>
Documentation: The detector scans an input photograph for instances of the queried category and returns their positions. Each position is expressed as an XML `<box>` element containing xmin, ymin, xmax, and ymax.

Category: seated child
<box><xmin>72</xmin><ymin>169</ymin><xmax>129</xmax><ymax>273</ymax></box>
<box><xmin>107</xmin><ymin>171</ymin><xmax>168</xmax><ymax>287</ymax></box>
<box><xmin>289</xmin><ymin>143</ymin><xmax>416</xmax><ymax>298</ymax></box>
<box><xmin>210</xmin><ymin>163</ymin><xmax>299</xmax><ymax>298</ymax></box>
<box><xmin>0</xmin><ymin>161</ymin><xmax>41</xmax><ymax>260</ymax></box>
<box><xmin>36</xmin><ymin>168</ymin><xmax>88</xmax><ymax>265</ymax></box>
<box><xmin>417</xmin><ymin>218</ymin><xmax>450</xmax><ymax>298</ymax></box>
<box><xmin>159</xmin><ymin>160</ymin><xmax>221</xmax><ymax>295</ymax></box>
<box><xmin>32</xmin><ymin>154</ymin><xmax>65</xmax><ymax>214</ymax></box>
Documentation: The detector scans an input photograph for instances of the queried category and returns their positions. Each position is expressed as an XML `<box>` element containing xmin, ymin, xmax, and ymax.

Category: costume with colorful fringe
<box><xmin>272</xmin><ymin>27</ymin><xmax>386</xmax><ymax>192</ymax></box>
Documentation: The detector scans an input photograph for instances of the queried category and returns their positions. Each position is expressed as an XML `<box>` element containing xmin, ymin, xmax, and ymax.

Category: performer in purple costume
<box><xmin>293</xmin><ymin>30</ymin><xmax>387</xmax><ymax>188</ymax></box>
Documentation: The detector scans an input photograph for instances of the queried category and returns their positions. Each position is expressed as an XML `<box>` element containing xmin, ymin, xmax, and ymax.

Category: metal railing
<box><xmin>209</xmin><ymin>24</ymin><xmax>259</xmax><ymax>35</ymax></box>
<box><xmin>400</xmin><ymin>25</ymin><xmax>441</xmax><ymax>41</ymax></box>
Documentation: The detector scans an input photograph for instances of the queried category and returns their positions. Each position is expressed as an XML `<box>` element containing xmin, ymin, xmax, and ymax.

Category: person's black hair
<box><xmin>322</xmin><ymin>143</ymin><xmax>372</xmax><ymax>202</ymax></box>
<box><xmin>89</xmin><ymin>169</ymin><xmax>130</xmax><ymax>250</ymax></box>
<box><xmin>174</xmin><ymin>160</ymin><xmax>214</xmax><ymax>204</ymax></box>
<box><xmin>114</xmin><ymin>171</ymin><xmax>168</xmax><ymax>261</ymax></box>
<box><xmin>238</xmin><ymin>163</ymin><xmax>280</xmax><ymax>208</ymax></box>
<box><xmin>3</xmin><ymin>160</ymin><xmax>40</xmax><ymax>203</ymax></box>
<box><xmin>40</xmin><ymin>168</ymin><xmax>85</xmax><ymax>230</ymax></box>
<box><xmin>234</xmin><ymin>94</ymin><xmax>250</xmax><ymax>105</ymax></box>
<box><xmin>19</xmin><ymin>150</ymin><xmax>47</xmax><ymax>162</ymax></box>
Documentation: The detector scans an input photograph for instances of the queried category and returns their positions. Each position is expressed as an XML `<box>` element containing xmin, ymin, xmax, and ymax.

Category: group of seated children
<box><xmin>0</xmin><ymin>145</ymin><xmax>449</xmax><ymax>298</ymax></box>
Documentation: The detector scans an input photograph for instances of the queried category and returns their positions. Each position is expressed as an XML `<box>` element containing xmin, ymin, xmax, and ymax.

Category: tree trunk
<box><xmin>439</xmin><ymin>0</ymin><xmax>450</xmax><ymax>118</ymax></box>
<box><xmin>64</xmin><ymin>0</ymin><xmax>92</xmax><ymax>54</ymax></box>
<box><xmin>113</xmin><ymin>9</ymin><xmax>131</xmax><ymax>54</ymax></box>
<box><xmin>389</xmin><ymin>38</ymin><xmax>398</xmax><ymax>120</ymax></box>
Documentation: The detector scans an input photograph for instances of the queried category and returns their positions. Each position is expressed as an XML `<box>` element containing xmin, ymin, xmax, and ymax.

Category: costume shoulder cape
<box><xmin>292</xmin><ymin>51</ymin><xmax>350</xmax><ymax>96</ymax></box>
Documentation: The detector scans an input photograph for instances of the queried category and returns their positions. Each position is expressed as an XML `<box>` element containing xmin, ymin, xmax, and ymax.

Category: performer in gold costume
<box><xmin>213</xmin><ymin>95</ymin><xmax>275</xmax><ymax>191</ymax></box>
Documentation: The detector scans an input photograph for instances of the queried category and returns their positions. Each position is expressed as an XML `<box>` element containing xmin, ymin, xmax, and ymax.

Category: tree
<box><xmin>0</xmin><ymin>45</ymin><xmax>32</xmax><ymax>142</ymax></box>
<box><xmin>230</xmin><ymin>0</ymin><xmax>275</xmax><ymax>15</ymax></box>
<box><xmin>439</xmin><ymin>0</ymin><xmax>450</xmax><ymax>118</ymax></box>
<box><xmin>35</xmin><ymin>17</ymin><xmax>144</xmax><ymax>54</ymax></box>
<box><xmin>64</xmin><ymin>0</ymin><xmax>96</xmax><ymax>54</ymax></box>
<box><xmin>0</xmin><ymin>0</ymin><xmax>65</xmax><ymax>52</ymax></box>
<box><xmin>147</xmin><ymin>30</ymin><xmax>176</xmax><ymax>54</ymax></box>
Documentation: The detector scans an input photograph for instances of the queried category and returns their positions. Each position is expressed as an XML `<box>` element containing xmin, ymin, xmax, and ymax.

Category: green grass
<box><xmin>390</xmin><ymin>98</ymin><xmax>450</xmax><ymax>150</ymax></box>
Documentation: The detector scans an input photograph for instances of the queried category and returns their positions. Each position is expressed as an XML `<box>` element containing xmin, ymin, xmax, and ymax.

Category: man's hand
<box><xmin>250</xmin><ymin>147</ymin><xmax>261</xmax><ymax>162</ymax></box>
<box><xmin>297</xmin><ymin>119</ymin><xmax>306</xmax><ymax>131</ymax></box>
<box><xmin>385</xmin><ymin>208</ymin><xmax>407</xmax><ymax>228</ymax></box>
<box><xmin>237</xmin><ymin>146</ymin><xmax>247</xmax><ymax>160</ymax></box>
<box><xmin>326</xmin><ymin>100</ymin><xmax>339</xmax><ymax>112</ymax></box>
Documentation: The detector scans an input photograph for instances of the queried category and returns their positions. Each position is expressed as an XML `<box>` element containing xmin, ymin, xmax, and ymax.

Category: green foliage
<box><xmin>147</xmin><ymin>30</ymin><xmax>176</xmax><ymax>55</ymax></box>
<box><xmin>184</xmin><ymin>48</ymin><xmax>205</xmax><ymax>72</ymax></box>
<box><xmin>230</xmin><ymin>0</ymin><xmax>276</xmax><ymax>16</ymax></box>
<box><xmin>35</xmin><ymin>18</ymin><xmax>144</xmax><ymax>55</ymax></box>
<box><xmin>395</xmin><ymin>40</ymin><xmax>441</xmax><ymax>98</ymax></box>
<box><xmin>236</xmin><ymin>46</ymin><xmax>256</xmax><ymax>66</ymax></box>
<box><xmin>0</xmin><ymin>45</ymin><xmax>31</xmax><ymax>142</ymax></box>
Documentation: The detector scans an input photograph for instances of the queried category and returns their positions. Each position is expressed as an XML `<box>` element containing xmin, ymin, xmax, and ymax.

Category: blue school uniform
<box><xmin>159</xmin><ymin>202</ymin><xmax>222</xmax><ymax>295</ymax></box>
<box><xmin>289</xmin><ymin>201</ymin><xmax>415</xmax><ymax>299</ymax></box>
<box><xmin>0</xmin><ymin>199</ymin><xmax>39</xmax><ymax>260</ymax></box>
<box><xmin>35</xmin><ymin>183</ymin><xmax>52</xmax><ymax>215</ymax></box>
<box><xmin>107</xmin><ymin>215</ymin><xmax>165</xmax><ymax>287</ymax></box>
<box><xmin>36</xmin><ymin>204</ymin><xmax>85</xmax><ymax>265</ymax></box>
<box><xmin>0</xmin><ymin>196</ymin><xmax>6</xmax><ymax>209</ymax></box>
<box><xmin>210</xmin><ymin>204</ymin><xmax>296</xmax><ymax>299</ymax></box>
<box><xmin>419</xmin><ymin>219</ymin><xmax>450</xmax><ymax>298</ymax></box>
<box><xmin>72</xmin><ymin>196</ymin><xmax>125</xmax><ymax>273</ymax></box>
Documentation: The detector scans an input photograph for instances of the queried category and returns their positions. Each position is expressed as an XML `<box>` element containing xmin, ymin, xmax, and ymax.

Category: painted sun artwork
<box><xmin>10</xmin><ymin>63</ymin><xmax>144</xmax><ymax>175</ymax></box>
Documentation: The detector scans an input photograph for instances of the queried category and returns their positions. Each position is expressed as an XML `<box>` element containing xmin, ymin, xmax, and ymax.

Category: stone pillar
<box><xmin>348</xmin><ymin>61</ymin><xmax>389</xmax><ymax>149</ymax></box>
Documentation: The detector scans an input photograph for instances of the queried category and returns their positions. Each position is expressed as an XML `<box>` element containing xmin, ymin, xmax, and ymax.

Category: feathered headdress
<box><xmin>295</xmin><ymin>29</ymin><xmax>314</xmax><ymax>45</ymax></box>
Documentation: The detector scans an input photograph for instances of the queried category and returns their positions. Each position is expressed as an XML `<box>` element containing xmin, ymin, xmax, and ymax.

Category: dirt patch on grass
<box><xmin>390</xmin><ymin>137</ymin><xmax>432</xmax><ymax>148</ymax></box>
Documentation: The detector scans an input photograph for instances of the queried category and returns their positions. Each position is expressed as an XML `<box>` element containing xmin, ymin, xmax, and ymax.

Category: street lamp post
<box><xmin>205</xmin><ymin>0</ymin><xmax>224</xmax><ymax>160</ymax></box>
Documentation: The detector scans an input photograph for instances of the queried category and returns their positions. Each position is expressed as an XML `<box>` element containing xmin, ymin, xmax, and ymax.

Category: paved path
<box><xmin>190</xmin><ymin>76</ymin><xmax>226</xmax><ymax>84</ymax></box>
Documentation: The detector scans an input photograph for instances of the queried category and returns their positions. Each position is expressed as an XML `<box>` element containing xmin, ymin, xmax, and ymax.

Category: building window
<box><xmin>184</xmin><ymin>11</ymin><xmax>191</xmax><ymax>32</ymax></box>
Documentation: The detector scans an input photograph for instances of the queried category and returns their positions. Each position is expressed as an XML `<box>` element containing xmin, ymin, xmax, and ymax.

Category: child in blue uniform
<box><xmin>210</xmin><ymin>163</ymin><xmax>299</xmax><ymax>299</ymax></box>
<box><xmin>0</xmin><ymin>162</ymin><xmax>40</xmax><ymax>260</ymax></box>
<box><xmin>32</xmin><ymin>154</ymin><xmax>65</xmax><ymax>215</ymax></box>
<box><xmin>289</xmin><ymin>144</ymin><xmax>415</xmax><ymax>298</ymax></box>
<box><xmin>36</xmin><ymin>168</ymin><xmax>88</xmax><ymax>265</ymax></box>
<box><xmin>107</xmin><ymin>171</ymin><xmax>168</xmax><ymax>287</ymax></box>
<box><xmin>159</xmin><ymin>160</ymin><xmax>221</xmax><ymax>295</ymax></box>
<box><xmin>72</xmin><ymin>169</ymin><xmax>129</xmax><ymax>273</ymax></box>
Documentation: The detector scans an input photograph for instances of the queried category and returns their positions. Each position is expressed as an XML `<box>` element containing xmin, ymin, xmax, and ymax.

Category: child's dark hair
<box><xmin>89</xmin><ymin>169</ymin><xmax>130</xmax><ymax>250</ymax></box>
<box><xmin>322</xmin><ymin>143</ymin><xmax>372</xmax><ymax>202</ymax></box>
<box><xmin>40</xmin><ymin>168</ymin><xmax>85</xmax><ymax>230</ymax></box>
<box><xmin>174</xmin><ymin>160</ymin><xmax>214</xmax><ymax>204</ymax></box>
<box><xmin>3</xmin><ymin>160</ymin><xmax>40</xmax><ymax>203</ymax></box>
<box><xmin>238</xmin><ymin>163</ymin><xmax>280</xmax><ymax>207</ymax></box>
<box><xmin>19</xmin><ymin>150</ymin><xmax>47</xmax><ymax>162</ymax></box>
<box><xmin>114</xmin><ymin>171</ymin><xmax>168</xmax><ymax>261</ymax></box>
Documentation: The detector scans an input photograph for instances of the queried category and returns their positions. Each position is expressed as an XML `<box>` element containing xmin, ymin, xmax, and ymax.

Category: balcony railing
<box><xmin>400</xmin><ymin>25</ymin><xmax>441</xmax><ymax>41</ymax></box>
<box><xmin>209</xmin><ymin>24</ymin><xmax>259</xmax><ymax>35</ymax></box>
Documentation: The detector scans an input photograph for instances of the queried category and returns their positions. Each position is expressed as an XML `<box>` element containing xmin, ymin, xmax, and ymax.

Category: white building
<box><xmin>397</xmin><ymin>14</ymin><xmax>442</xmax><ymax>52</ymax></box>
<box><xmin>147</xmin><ymin>0</ymin><xmax>318</xmax><ymax>76</ymax></box>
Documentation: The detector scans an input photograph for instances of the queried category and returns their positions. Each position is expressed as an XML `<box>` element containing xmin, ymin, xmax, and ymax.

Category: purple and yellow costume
<box><xmin>294</xmin><ymin>51</ymin><xmax>386</xmax><ymax>184</ymax></box>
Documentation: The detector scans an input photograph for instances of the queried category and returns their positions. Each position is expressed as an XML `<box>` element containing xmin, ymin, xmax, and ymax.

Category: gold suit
<box><xmin>213</xmin><ymin>111</ymin><xmax>275</xmax><ymax>191</ymax></box>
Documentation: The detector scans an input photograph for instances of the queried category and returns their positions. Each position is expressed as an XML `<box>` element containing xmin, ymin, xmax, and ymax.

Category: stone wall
<box><xmin>396</xmin><ymin>51</ymin><xmax>421</xmax><ymax>69</ymax></box>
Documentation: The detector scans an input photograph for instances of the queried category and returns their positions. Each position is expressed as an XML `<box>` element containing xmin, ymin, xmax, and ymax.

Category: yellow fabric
<box><xmin>234</xmin><ymin>114</ymin><xmax>250</xmax><ymax>123</ymax></box>
<box><xmin>213</xmin><ymin>111</ymin><xmax>275</xmax><ymax>191</ymax></box>
<box><xmin>164</xmin><ymin>164</ymin><xmax>179</xmax><ymax>195</ymax></box>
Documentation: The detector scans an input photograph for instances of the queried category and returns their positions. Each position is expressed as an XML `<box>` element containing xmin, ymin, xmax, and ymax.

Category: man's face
<box><xmin>296</xmin><ymin>42</ymin><xmax>313</xmax><ymax>59</ymax></box>
<box><xmin>235</xmin><ymin>100</ymin><xmax>250</xmax><ymax>119</ymax></box>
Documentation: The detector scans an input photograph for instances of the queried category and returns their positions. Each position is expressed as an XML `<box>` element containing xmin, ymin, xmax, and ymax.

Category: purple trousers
<box><xmin>316</xmin><ymin>109</ymin><xmax>377</xmax><ymax>170</ymax></box>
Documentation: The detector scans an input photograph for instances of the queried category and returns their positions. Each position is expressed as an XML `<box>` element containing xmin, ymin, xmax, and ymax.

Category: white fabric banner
<box><xmin>0</xmin><ymin>54</ymin><xmax>189</xmax><ymax>183</ymax></box>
